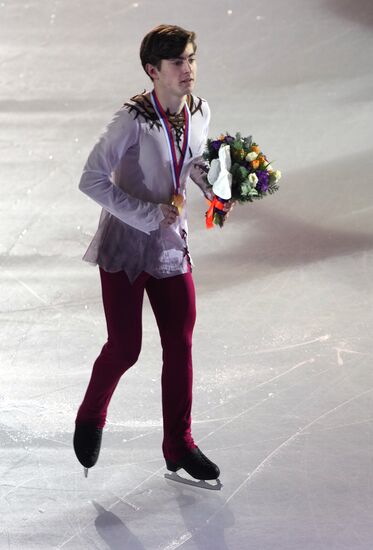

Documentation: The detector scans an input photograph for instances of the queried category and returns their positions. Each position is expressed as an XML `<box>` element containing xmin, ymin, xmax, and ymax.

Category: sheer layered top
<box><xmin>79</xmin><ymin>91</ymin><xmax>212</xmax><ymax>283</ymax></box>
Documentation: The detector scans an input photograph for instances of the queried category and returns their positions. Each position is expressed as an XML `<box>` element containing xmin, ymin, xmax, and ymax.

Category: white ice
<box><xmin>1</xmin><ymin>1</ymin><xmax>373</xmax><ymax>549</ymax></box>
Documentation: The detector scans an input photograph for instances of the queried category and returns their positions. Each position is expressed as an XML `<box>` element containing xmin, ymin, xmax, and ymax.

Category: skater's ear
<box><xmin>145</xmin><ymin>62</ymin><xmax>161</xmax><ymax>82</ymax></box>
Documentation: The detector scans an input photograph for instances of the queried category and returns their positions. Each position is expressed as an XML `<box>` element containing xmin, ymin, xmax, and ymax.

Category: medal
<box><xmin>171</xmin><ymin>193</ymin><xmax>184</xmax><ymax>214</ymax></box>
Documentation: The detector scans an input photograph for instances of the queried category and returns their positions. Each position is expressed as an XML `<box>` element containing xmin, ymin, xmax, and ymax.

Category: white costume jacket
<box><xmin>79</xmin><ymin>91</ymin><xmax>212</xmax><ymax>283</ymax></box>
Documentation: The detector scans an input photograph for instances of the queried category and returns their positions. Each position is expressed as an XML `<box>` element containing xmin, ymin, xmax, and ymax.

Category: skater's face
<box><xmin>146</xmin><ymin>42</ymin><xmax>197</xmax><ymax>99</ymax></box>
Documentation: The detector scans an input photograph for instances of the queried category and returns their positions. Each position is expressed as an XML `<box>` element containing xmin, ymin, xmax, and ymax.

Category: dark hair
<box><xmin>140</xmin><ymin>24</ymin><xmax>197</xmax><ymax>79</ymax></box>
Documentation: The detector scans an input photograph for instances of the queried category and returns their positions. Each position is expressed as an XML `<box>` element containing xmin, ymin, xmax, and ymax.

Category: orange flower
<box><xmin>251</xmin><ymin>159</ymin><xmax>260</xmax><ymax>170</ymax></box>
<box><xmin>251</xmin><ymin>145</ymin><xmax>260</xmax><ymax>154</ymax></box>
<box><xmin>219</xmin><ymin>134</ymin><xmax>226</xmax><ymax>141</ymax></box>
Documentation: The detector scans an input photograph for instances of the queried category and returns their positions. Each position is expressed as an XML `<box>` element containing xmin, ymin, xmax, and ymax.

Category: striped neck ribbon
<box><xmin>150</xmin><ymin>89</ymin><xmax>191</xmax><ymax>195</ymax></box>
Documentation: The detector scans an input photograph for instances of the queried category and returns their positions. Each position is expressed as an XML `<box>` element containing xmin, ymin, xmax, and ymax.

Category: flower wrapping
<box><xmin>207</xmin><ymin>144</ymin><xmax>232</xmax><ymax>200</ymax></box>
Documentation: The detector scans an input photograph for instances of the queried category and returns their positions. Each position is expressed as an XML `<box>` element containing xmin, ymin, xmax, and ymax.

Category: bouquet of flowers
<box><xmin>203</xmin><ymin>133</ymin><xmax>282</xmax><ymax>228</ymax></box>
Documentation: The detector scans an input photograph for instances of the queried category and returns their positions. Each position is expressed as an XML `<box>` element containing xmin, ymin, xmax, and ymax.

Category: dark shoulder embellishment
<box><xmin>188</xmin><ymin>95</ymin><xmax>204</xmax><ymax>117</ymax></box>
<box><xmin>123</xmin><ymin>91</ymin><xmax>162</xmax><ymax>131</ymax></box>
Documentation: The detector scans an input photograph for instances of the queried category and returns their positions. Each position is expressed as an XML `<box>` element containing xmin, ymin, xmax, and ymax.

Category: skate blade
<box><xmin>164</xmin><ymin>472</ymin><xmax>222</xmax><ymax>490</ymax></box>
<box><xmin>84</xmin><ymin>467</ymin><xmax>89</xmax><ymax>478</ymax></box>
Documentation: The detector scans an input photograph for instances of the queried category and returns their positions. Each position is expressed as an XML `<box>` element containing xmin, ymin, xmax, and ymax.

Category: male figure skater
<box><xmin>73</xmin><ymin>24</ymin><xmax>234</xmax><ymax>480</ymax></box>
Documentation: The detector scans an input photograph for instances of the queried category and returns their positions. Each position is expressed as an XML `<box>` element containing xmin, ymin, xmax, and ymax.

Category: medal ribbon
<box><xmin>150</xmin><ymin>90</ymin><xmax>191</xmax><ymax>195</ymax></box>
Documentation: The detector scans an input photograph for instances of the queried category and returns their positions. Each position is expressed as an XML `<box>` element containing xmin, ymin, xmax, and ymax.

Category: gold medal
<box><xmin>171</xmin><ymin>193</ymin><xmax>184</xmax><ymax>214</ymax></box>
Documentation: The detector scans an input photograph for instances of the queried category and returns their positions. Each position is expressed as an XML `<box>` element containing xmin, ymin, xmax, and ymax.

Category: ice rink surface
<box><xmin>1</xmin><ymin>0</ymin><xmax>373</xmax><ymax>548</ymax></box>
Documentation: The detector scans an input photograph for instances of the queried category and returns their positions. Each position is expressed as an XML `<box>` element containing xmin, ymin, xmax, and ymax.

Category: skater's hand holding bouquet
<box><xmin>203</xmin><ymin>133</ymin><xmax>282</xmax><ymax>228</ymax></box>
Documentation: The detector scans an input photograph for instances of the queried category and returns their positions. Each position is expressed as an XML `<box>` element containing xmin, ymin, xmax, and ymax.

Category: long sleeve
<box><xmin>79</xmin><ymin>107</ymin><xmax>165</xmax><ymax>235</ymax></box>
<box><xmin>189</xmin><ymin>156</ymin><xmax>214</xmax><ymax>201</ymax></box>
<box><xmin>189</xmin><ymin>101</ymin><xmax>214</xmax><ymax>201</ymax></box>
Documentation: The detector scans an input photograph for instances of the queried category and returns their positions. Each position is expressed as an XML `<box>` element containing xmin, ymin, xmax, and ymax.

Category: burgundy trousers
<box><xmin>76</xmin><ymin>266</ymin><xmax>197</xmax><ymax>462</ymax></box>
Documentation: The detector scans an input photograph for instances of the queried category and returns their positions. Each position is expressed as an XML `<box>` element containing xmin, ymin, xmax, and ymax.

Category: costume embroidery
<box><xmin>181</xmin><ymin>228</ymin><xmax>192</xmax><ymax>269</ymax></box>
<box><xmin>123</xmin><ymin>92</ymin><xmax>205</xmax><ymax>158</ymax></box>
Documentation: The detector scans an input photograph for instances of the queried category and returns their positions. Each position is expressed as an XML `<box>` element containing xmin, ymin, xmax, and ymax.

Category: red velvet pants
<box><xmin>76</xmin><ymin>266</ymin><xmax>197</xmax><ymax>462</ymax></box>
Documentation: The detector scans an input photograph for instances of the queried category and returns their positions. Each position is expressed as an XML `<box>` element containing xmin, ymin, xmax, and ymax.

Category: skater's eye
<box><xmin>172</xmin><ymin>57</ymin><xmax>196</xmax><ymax>66</ymax></box>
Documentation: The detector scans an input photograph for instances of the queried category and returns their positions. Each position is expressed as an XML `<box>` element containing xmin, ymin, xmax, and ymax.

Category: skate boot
<box><xmin>165</xmin><ymin>447</ymin><xmax>220</xmax><ymax>480</ymax></box>
<box><xmin>73</xmin><ymin>422</ymin><xmax>103</xmax><ymax>476</ymax></box>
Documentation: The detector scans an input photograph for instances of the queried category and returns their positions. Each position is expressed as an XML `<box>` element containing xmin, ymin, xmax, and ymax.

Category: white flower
<box><xmin>248</xmin><ymin>173</ymin><xmax>258</xmax><ymax>188</ymax></box>
<box><xmin>273</xmin><ymin>170</ymin><xmax>282</xmax><ymax>182</ymax></box>
<box><xmin>266</xmin><ymin>164</ymin><xmax>273</xmax><ymax>172</ymax></box>
<box><xmin>245</xmin><ymin>151</ymin><xmax>258</xmax><ymax>162</ymax></box>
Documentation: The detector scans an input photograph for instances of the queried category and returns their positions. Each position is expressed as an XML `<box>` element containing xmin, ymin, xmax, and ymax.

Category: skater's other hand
<box><xmin>221</xmin><ymin>199</ymin><xmax>235</xmax><ymax>225</ymax></box>
<box><xmin>160</xmin><ymin>203</ymin><xmax>179</xmax><ymax>227</ymax></box>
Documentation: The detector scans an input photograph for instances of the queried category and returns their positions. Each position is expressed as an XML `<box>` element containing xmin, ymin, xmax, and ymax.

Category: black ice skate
<box><xmin>73</xmin><ymin>422</ymin><xmax>103</xmax><ymax>477</ymax></box>
<box><xmin>165</xmin><ymin>447</ymin><xmax>220</xmax><ymax>480</ymax></box>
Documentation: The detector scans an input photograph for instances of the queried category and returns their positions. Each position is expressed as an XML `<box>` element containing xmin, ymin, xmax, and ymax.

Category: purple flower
<box><xmin>211</xmin><ymin>140</ymin><xmax>222</xmax><ymax>152</ymax></box>
<box><xmin>255</xmin><ymin>170</ymin><xmax>269</xmax><ymax>192</ymax></box>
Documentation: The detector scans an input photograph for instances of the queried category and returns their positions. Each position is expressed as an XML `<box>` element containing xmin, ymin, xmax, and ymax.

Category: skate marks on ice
<box><xmin>333</xmin><ymin>344</ymin><xmax>365</xmax><ymax>366</ymax></box>
<box><xmin>164</xmin><ymin>472</ymin><xmax>222</xmax><ymax>491</ymax></box>
<box><xmin>194</xmin><ymin>357</ymin><xmax>317</xmax><ymax>447</ymax></box>
<box><xmin>217</xmin><ymin>385</ymin><xmax>373</xmax><ymax>516</ymax></box>
<box><xmin>160</xmin><ymin>385</ymin><xmax>373</xmax><ymax>550</ymax></box>
<box><xmin>251</xmin><ymin>334</ymin><xmax>330</xmax><ymax>354</ymax></box>
<box><xmin>194</xmin><ymin>331</ymin><xmax>369</xmax><ymax>428</ymax></box>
